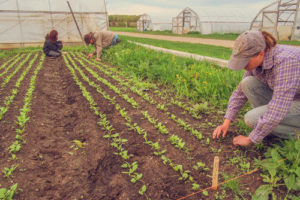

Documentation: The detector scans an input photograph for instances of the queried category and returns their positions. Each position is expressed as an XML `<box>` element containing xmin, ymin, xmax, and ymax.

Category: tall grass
<box><xmin>101</xmin><ymin>41</ymin><xmax>243</xmax><ymax>107</ymax></box>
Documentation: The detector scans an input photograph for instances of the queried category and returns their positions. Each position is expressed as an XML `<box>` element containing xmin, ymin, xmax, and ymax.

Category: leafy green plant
<box><xmin>193</xmin><ymin>162</ymin><xmax>209</xmax><ymax>171</ymax></box>
<box><xmin>221</xmin><ymin>173</ymin><xmax>249</xmax><ymax>200</ymax></box>
<box><xmin>0</xmin><ymin>183</ymin><xmax>18</xmax><ymax>200</ymax></box>
<box><xmin>2</xmin><ymin>165</ymin><xmax>18</xmax><ymax>179</ymax></box>
<box><xmin>253</xmin><ymin>136</ymin><xmax>300</xmax><ymax>199</ymax></box>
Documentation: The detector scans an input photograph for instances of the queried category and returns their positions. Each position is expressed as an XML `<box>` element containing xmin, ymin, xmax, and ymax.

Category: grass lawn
<box><xmin>120</xmin><ymin>35</ymin><xmax>232</xmax><ymax>60</ymax></box>
<box><xmin>111</xmin><ymin>27</ymin><xmax>300</xmax><ymax>46</ymax></box>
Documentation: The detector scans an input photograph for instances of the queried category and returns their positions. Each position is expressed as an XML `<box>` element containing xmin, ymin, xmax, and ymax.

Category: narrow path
<box><xmin>115</xmin><ymin>31</ymin><xmax>234</xmax><ymax>48</ymax></box>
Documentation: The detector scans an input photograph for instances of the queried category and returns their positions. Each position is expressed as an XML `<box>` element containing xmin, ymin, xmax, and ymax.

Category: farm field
<box><xmin>119</xmin><ymin>35</ymin><xmax>232</xmax><ymax>60</ymax></box>
<box><xmin>110</xmin><ymin>27</ymin><xmax>300</xmax><ymax>46</ymax></box>
<box><xmin>0</xmin><ymin>42</ymin><xmax>299</xmax><ymax>200</ymax></box>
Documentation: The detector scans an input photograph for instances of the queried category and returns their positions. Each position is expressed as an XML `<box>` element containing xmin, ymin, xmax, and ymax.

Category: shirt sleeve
<box><xmin>249</xmin><ymin>58</ymin><xmax>300</xmax><ymax>144</ymax></box>
<box><xmin>224</xmin><ymin>72</ymin><xmax>250</xmax><ymax>121</ymax></box>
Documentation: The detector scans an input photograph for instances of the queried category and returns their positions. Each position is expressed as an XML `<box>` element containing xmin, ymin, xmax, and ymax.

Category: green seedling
<box><xmin>2</xmin><ymin>165</ymin><xmax>18</xmax><ymax>179</ymax></box>
<box><xmin>71</xmin><ymin>140</ymin><xmax>86</xmax><ymax>150</ymax></box>
<box><xmin>193</xmin><ymin>162</ymin><xmax>209</xmax><ymax>171</ymax></box>
<box><xmin>139</xmin><ymin>185</ymin><xmax>147</xmax><ymax>195</ymax></box>
<box><xmin>0</xmin><ymin>183</ymin><xmax>18</xmax><ymax>200</ymax></box>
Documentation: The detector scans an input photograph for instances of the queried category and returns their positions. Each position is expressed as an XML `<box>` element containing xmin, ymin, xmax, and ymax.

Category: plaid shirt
<box><xmin>225</xmin><ymin>45</ymin><xmax>300</xmax><ymax>144</ymax></box>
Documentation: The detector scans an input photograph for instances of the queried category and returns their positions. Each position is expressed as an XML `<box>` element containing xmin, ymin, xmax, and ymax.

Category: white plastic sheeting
<box><xmin>172</xmin><ymin>7</ymin><xmax>200</xmax><ymax>34</ymax></box>
<box><xmin>251</xmin><ymin>0</ymin><xmax>300</xmax><ymax>41</ymax></box>
<box><xmin>171</xmin><ymin>7</ymin><xmax>255</xmax><ymax>34</ymax></box>
<box><xmin>0</xmin><ymin>0</ymin><xmax>108</xmax><ymax>47</ymax></box>
<box><xmin>137</xmin><ymin>14</ymin><xmax>152</xmax><ymax>32</ymax></box>
<box><xmin>152</xmin><ymin>23</ymin><xmax>172</xmax><ymax>31</ymax></box>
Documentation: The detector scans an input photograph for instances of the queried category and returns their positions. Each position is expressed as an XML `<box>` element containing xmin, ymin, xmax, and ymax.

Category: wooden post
<box><xmin>67</xmin><ymin>1</ymin><xmax>86</xmax><ymax>47</ymax></box>
<box><xmin>212</xmin><ymin>156</ymin><xmax>219</xmax><ymax>190</ymax></box>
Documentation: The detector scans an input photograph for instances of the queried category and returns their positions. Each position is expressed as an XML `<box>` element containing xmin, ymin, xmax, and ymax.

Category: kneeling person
<box><xmin>43</xmin><ymin>30</ymin><xmax>66</xmax><ymax>57</ymax></box>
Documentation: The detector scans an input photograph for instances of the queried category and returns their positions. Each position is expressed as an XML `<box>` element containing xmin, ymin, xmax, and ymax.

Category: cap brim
<box><xmin>228</xmin><ymin>55</ymin><xmax>250</xmax><ymax>71</ymax></box>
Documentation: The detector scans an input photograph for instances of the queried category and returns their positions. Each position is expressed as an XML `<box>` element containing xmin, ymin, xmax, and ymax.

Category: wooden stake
<box><xmin>212</xmin><ymin>156</ymin><xmax>219</xmax><ymax>190</ymax></box>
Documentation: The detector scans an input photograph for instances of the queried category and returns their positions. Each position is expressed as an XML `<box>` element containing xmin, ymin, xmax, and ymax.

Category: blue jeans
<box><xmin>111</xmin><ymin>34</ymin><xmax>118</xmax><ymax>46</ymax></box>
<box><xmin>242</xmin><ymin>76</ymin><xmax>300</xmax><ymax>139</ymax></box>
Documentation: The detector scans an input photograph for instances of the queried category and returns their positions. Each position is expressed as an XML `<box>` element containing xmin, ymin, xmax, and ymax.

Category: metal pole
<box><xmin>48</xmin><ymin>0</ymin><xmax>54</xmax><ymax>29</ymax></box>
<box><xmin>67</xmin><ymin>1</ymin><xmax>86</xmax><ymax>47</ymax></box>
<box><xmin>16</xmin><ymin>0</ymin><xmax>24</xmax><ymax>48</ymax></box>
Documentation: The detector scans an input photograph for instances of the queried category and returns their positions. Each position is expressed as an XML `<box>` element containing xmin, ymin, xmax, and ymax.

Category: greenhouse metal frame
<box><xmin>0</xmin><ymin>0</ymin><xmax>109</xmax><ymax>49</ymax></box>
<box><xmin>172</xmin><ymin>7</ymin><xmax>200</xmax><ymax>34</ymax></box>
<box><xmin>137</xmin><ymin>13</ymin><xmax>152</xmax><ymax>32</ymax></box>
<box><xmin>251</xmin><ymin>0</ymin><xmax>300</xmax><ymax>40</ymax></box>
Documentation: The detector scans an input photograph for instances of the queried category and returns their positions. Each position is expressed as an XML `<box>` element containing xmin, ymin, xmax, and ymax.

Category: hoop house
<box><xmin>137</xmin><ymin>13</ymin><xmax>152</xmax><ymax>32</ymax></box>
<box><xmin>251</xmin><ymin>0</ymin><xmax>300</xmax><ymax>40</ymax></box>
<box><xmin>0</xmin><ymin>0</ymin><xmax>109</xmax><ymax>49</ymax></box>
<box><xmin>172</xmin><ymin>7</ymin><xmax>200</xmax><ymax>34</ymax></box>
<box><xmin>196</xmin><ymin>7</ymin><xmax>252</xmax><ymax>35</ymax></box>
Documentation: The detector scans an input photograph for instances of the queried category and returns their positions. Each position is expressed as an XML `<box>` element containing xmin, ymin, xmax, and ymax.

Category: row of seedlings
<box><xmin>1</xmin><ymin>53</ymin><xmax>44</xmax><ymax>198</ymax></box>
<box><xmin>63</xmin><ymin>54</ymin><xmax>149</xmax><ymax>198</ymax></box>
<box><xmin>75</xmin><ymin>53</ymin><xmax>205</xmax><ymax>144</ymax></box>
<box><xmin>8</xmin><ymin>54</ymin><xmax>44</xmax><ymax>159</ymax></box>
<box><xmin>0</xmin><ymin>54</ymin><xmax>31</xmax><ymax>90</ymax></box>
<box><xmin>0</xmin><ymin>54</ymin><xmax>21</xmax><ymax>72</ymax></box>
<box><xmin>68</xmin><ymin>53</ymin><xmax>205</xmax><ymax>192</ymax></box>
<box><xmin>71</xmin><ymin>53</ymin><xmax>197</xmax><ymax>156</ymax></box>
<box><xmin>0</xmin><ymin>53</ymin><xmax>38</xmax><ymax>121</ymax></box>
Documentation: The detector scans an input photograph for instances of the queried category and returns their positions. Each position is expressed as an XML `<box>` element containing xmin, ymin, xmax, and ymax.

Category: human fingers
<box><xmin>222</xmin><ymin>127</ymin><xmax>228</xmax><ymax>138</ymax></box>
<box><xmin>233</xmin><ymin>136</ymin><xmax>240</xmax><ymax>146</ymax></box>
<box><xmin>213</xmin><ymin>126</ymin><xmax>221</xmax><ymax>139</ymax></box>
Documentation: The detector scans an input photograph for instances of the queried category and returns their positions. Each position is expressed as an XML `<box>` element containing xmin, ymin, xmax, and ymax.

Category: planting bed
<box><xmin>0</xmin><ymin>50</ymin><xmax>298</xmax><ymax>200</ymax></box>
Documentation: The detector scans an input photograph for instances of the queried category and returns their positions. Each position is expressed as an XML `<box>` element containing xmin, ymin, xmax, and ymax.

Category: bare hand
<box><xmin>233</xmin><ymin>135</ymin><xmax>252</xmax><ymax>146</ymax></box>
<box><xmin>88</xmin><ymin>54</ymin><xmax>93</xmax><ymax>59</ymax></box>
<box><xmin>213</xmin><ymin>124</ymin><xmax>229</xmax><ymax>139</ymax></box>
<box><xmin>61</xmin><ymin>51</ymin><xmax>67</xmax><ymax>55</ymax></box>
<box><xmin>96</xmin><ymin>57</ymin><xmax>101</xmax><ymax>62</ymax></box>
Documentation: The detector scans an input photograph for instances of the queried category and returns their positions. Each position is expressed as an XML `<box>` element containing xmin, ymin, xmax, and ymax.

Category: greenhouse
<box><xmin>172</xmin><ymin>7</ymin><xmax>200</xmax><ymax>34</ymax></box>
<box><xmin>172</xmin><ymin>6</ymin><xmax>256</xmax><ymax>35</ymax></box>
<box><xmin>0</xmin><ymin>0</ymin><xmax>108</xmax><ymax>49</ymax></box>
<box><xmin>251</xmin><ymin>0</ymin><xmax>300</xmax><ymax>40</ymax></box>
<box><xmin>136</xmin><ymin>13</ymin><xmax>152</xmax><ymax>32</ymax></box>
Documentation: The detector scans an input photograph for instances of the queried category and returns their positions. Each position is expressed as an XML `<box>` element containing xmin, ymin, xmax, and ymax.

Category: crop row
<box><xmin>65</xmin><ymin>53</ymin><xmax>217</xmax><ymax>193</ymax></box>
<box><xmin>63</xmin><ymin>54</ymin><xmax>149</xmax><ymax>198</ymax></box>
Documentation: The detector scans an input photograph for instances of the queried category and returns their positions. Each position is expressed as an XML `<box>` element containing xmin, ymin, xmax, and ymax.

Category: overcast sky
<box><xmin>106</xmin><ymin>0</ymin><xmax>275</xmax><ymax>22</ymax></box>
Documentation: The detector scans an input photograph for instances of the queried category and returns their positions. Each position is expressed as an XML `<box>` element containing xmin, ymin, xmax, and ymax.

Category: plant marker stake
<box><xmin>212</xmin><ymin>156</ymin><xmax>219</xmax><ymax>190</ymax></box>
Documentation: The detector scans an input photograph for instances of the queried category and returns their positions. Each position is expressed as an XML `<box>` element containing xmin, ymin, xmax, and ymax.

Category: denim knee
<box><xmin>240</xmin><ymin>76</ymin><xmax>258</xmax><ymax>94</ymax></box>
<box><xmin>244</xmin><ymin>110</ymin><xmax>256</xmax><ymax>129</ymax></box>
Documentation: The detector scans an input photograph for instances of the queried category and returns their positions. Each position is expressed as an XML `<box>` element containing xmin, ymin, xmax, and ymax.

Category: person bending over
<box><xmin>84</xmin><ymin>31</ymin><xmax>121</xmax><ymax>62</ymax></box>
<box><xmin>213</xmin><ymin>30</ymin><xmax>300</xmax><ymax>146</ymax></box>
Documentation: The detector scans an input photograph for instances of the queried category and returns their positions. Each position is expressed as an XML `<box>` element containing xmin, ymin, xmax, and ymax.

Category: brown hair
<box><xmin>261</xmin><ymin>31</ymin><xmax>277</xmax><ymax>52</ymax></box>
<box><xmin>84</xmin><ymin>32</ymin><xmax>93</xmax><ymax>45</ymax></box>
<box><xmin>49</xmin><ymin>30</ymin><xmax>58</xmax><ymax>43</ymax></box>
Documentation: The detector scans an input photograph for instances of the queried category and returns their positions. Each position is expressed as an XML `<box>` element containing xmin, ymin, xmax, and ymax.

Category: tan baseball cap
<box><xmin>228</xmin><ymin>30</ymin><xmax>266</xmax><ymax>70</ymax></box>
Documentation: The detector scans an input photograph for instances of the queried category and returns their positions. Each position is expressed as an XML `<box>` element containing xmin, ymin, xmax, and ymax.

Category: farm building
<box><xmin>136</xmin><ymin>13</ymin><xmax>152</xmax><ymax>32</ymax></box>
<box><xmin>251</xmin><ymin>0</ymin><xmax>300</xmax><ymax>40</ymax></box>
<box><xmin>172</xmin><ymin>7</ymin><xmax>254</xmax><ymax>35</ymax></box>
<box><xmin>172</xmin><ymin>7</ymin><xmax>200</xmax><ymax>34</ymax></box>
<box><xmin>0</xmin><ymin>0</ymin><xmax>109</xmax><ymax>49</ymax></box>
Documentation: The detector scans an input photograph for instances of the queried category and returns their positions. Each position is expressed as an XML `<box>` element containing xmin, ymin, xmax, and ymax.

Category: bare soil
<box><xmin>0</xmin><ymin>53</ymin><xmax>298</xmax><ymax>200</ymax></box>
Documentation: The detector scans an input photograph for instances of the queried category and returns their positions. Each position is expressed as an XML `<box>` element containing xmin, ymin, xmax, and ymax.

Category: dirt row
<box><xmin>0</xmin><ymin>53</ymin><xmax>269</xmax><ymax>200</ymax></box>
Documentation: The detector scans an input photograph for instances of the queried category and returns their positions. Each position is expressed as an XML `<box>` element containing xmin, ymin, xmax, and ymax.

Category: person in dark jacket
<box><xmin>43</xmin><ymin>30</ymin><xmax>66</xmax><ymax>57</ymax></box>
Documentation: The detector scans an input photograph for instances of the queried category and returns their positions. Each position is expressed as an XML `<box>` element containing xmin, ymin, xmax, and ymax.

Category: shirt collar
<box><xmin>262</xmin><ymin>45</ymin><xmax>278</xmax><ymax>70</ymax></box>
